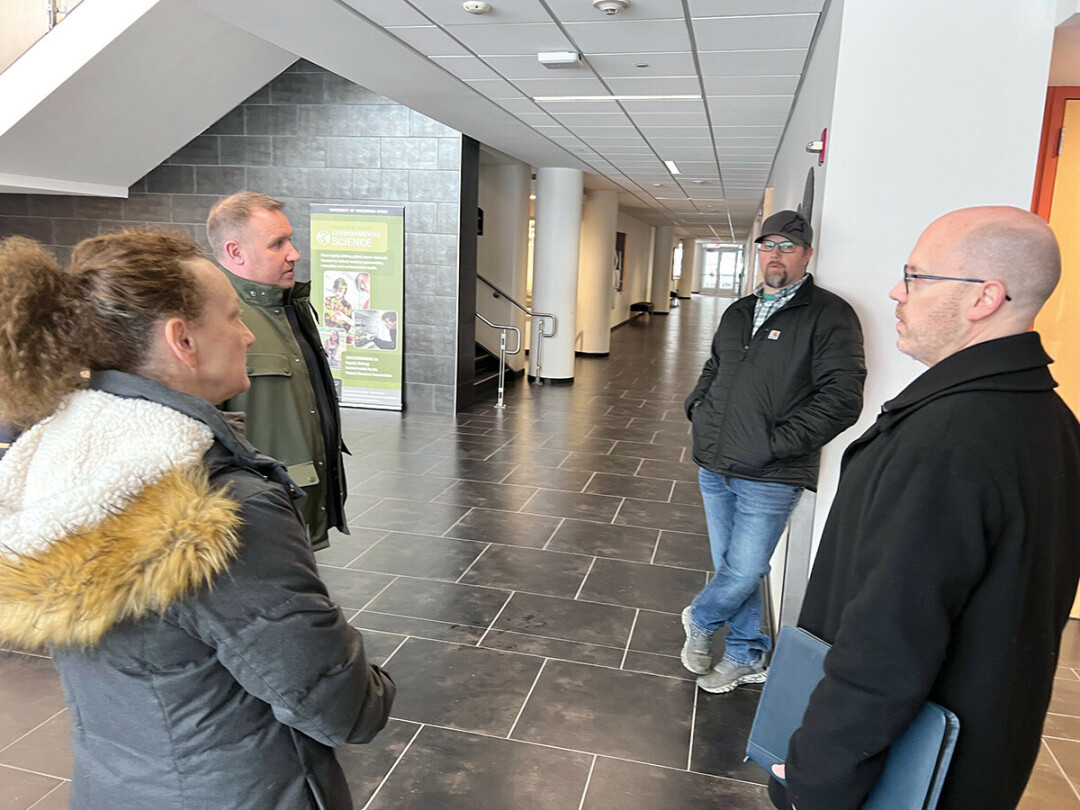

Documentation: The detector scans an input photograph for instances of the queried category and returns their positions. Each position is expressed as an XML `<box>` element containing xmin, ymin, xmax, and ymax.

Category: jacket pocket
<box><xmin>287</xmin><ymin>460</ymin><xmax>321</xmax><ymax>488</ymax></box>
<box><xmin>247</xmin><ymin>352</ymin><xmax>292</xmax><ymax>377</ymax></box>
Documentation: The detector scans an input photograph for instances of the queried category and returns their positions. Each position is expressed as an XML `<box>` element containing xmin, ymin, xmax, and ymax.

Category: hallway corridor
<box><xmin>3</xmin><ymin>295</ymin><xmax>1080</xmax><ymax>808</ymax></box>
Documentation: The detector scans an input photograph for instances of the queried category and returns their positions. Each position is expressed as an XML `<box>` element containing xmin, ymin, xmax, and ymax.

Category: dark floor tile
<box><xmin>588</xmin><ymin>425</ymin><xmax>658</xmax><ymax>444</ymax></box>
<box><xmin>0</xmin><ymin>653</ymin><xmax>68</xmax><ymax>749</ymax></box>
<box><xmin>616</xmin><ymin>498</ymin><xmax>707</xmax><ymax>534</ymax></box>
<box><xmin>349</xmin><ymin>471</ymin><xmax>455</xmax><ymax>502</ymax></box>
<box><xmin>444</xmin><ymin>507</ymin><xmax>562</xmax><ymax>547</ymax></box>
<box><xmin>24</xmin><ymin>780</ymin><xmax>69</xmax><ymax>809</ymax></box>
<box><xmin>366</xmin><ymin>726</ymin><xmax>592</xmax><ymax>810</ymax></box>
<box><xmin>432</xmin><ymin>479</ymin><xmax>538</xmax><ymax>511</ymax></box>
<box><xmin>352</xmin><ymin>498</ymin><xmax>471</xmax><ymax>534</ymax></box>
<box><xmin>487</xmin><ymin>446</ymin><xmax>570</xmax><ymax>467</ymax></box>
<box><xmin>609</xmin><ymin>440</ymin><xmax>685</xmax><ymax>462</ymax></box>
<box><xmin>1050</xmin><ymin>678</ymin><xmax>1080</xmax><ymax>716</ymax></box>
<box><xmin>581</xmin><ymin>756</ymin><xmax>773</xmax><ymax>810</ymax></box>
<box><xmin>337</xmin><ymin>719</ymin><xmax>420</xmax><ymax>808</ymax></box>
<box><xmin>502</xmin><ymin>464</ymin><xmax>593</xmax><ymax>492</ymax></box>
<box><xmin>522</xmin><ymin>489</ymin><xmax>622</xmax><ymax>523</ymax></box>
<box><xmin>561</xmin><ymin>452</ymin><xmax>642</xmax><ymax>476</ymax></box>
<box><xmin>1044</xmin><ymin>712</ymin><xmax>1080</xmax><ymax>741</ymax></box>
<box><xmin>424</xmin><ymin>457</ymin><xmax>519</xmax><ymax>482</ymax></box>
<box><xmin>363</xmin><ymin>577</ymin><xmax>510</xmax><ymax>628</ymax></box>
<box><xmin>638</xmin><ymin>459</ymin><xmax>699</xmax><ymax>482</ymax></box>
<box><xmin>480</xmin><ymin>630</ymin><xmax>624</xmax><ymax>667</ymax></box>
<box><xmin>0</xmin><ymin>709</ymin><xmax>71</xmax><ymax>778</ymax></box>
<box><xmin>385</xmin><ymin>639</ymin><xmax>543</xmax><ymax>735</ymax></box>
<box><xmin>354</xmin><ymin>628</ymin><xmax>405</xmax><ymax>667</ymax></box>
<box><xmin>546</xmin><ymin>519</ymin><xmax>658</xmax><ymax>562</ymax></box>
<box><xmin>1045</xmin><ymin>737</ymin><xmax>1080</xmax><ymax>793</ymax></box>
<box><xmin>585</xmin><ymin>472</ymin><xmax>673</xmax><ymax>501</ymax></box>
<box><xmin>351</xmin><ymin>611</ymin><xmax>487</xmax><ymax>645</ymax></box>
<box><xmin>653</xmin><ymin>529</ymin><xmax>713</xmax><ymax>571</ymax></box>
<box><xmin>349</xmin><ymin>532</ymin><xmax>485</xmax><ymax>580</ymax></box>
<box><xmin>623</xmin><ymin>650</ymin><xmax>692</xmax><ymax>681</ymax></box>
<box><xmin>1060</xmin><ymin>621</ymin><xmax>1080</xmax><ymax>668</ymax></box>
<box><xmin>1018</xmin><ymin>744</ymin><xmax>1080</xmax><ymax>809</ymax></box>
<box><xmin>543</xmin><ymin>435</ymin><xmax>616</xmax><ymax>453</ymax></box>
<box><xmin>513</xmin><ymin>659</ymin><xmax>694</xmax><ymax>768</ymax></box>
<box><xmin>671</xmin><ymin>480</ymin><xmax>704</xmax><ymax>506</ymax></box>
<box><xmin>495</xmin><ymin>592</ymin><xmax>635</xmax><ymax>647</ymax></box>
<box><xmin>459</xmin><ymin>545</ymin><xmax>592</xmax><ymax>598</ymax></box>
<box><xmin>352</xmin><ymin>451</ymin><xmax>442</xmax><ymax>475</ymax></box>
<box><xmin>316</xmin><ymin>566</ymin><xmax>396</xmax><ymax>611</ymax></box>
<box><xmin>423</xmin><ymin>437</ymin><xmax>507</xmax><ymax>460</ymax></box>
<box><xmin>578</xmin><ymin>558</ymin><xmax>706</xmax><ymax>613</ymax></box>
<box><xmin>628</xmin><ymin>609</ymin><xmax>684</xmax><ymax>656</ymax></box>
<box><xmin>692</xmin><ymin>686</ymin><xmax>767</xmax><ymax>783</ymax></box>
<box><xmin>0</xmin><ymin>764</ymin><xmax>67</xmax><ymax>810</ymax></box>
<box><xmin>317</xmin><ymin>526</ymin><xmax>388</xmax><ymax>566</ymax></box>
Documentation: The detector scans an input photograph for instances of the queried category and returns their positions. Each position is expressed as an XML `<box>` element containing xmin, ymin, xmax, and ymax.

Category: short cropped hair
<box><xmin>206</xmin><ymin>192</ymin><xmax>285</xmax><ymax>261</ymax></box>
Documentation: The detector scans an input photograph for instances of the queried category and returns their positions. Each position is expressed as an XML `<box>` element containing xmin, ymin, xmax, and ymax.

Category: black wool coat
<box><xmin>778</xmin><ymin>332</ymin><xmax>1080</xmax><ymax>810</ymax></box>
<box><xmin>685</xmin><ymin>275</ymin><xmax>865</xmax><ymax>490</ymax></box>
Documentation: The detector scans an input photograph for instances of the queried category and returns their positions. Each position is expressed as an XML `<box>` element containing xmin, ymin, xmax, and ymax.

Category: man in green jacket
<box><xmin>208</xmin><ymin>192</ymin><xmax>347</xmax><ymax>549</ymax></box>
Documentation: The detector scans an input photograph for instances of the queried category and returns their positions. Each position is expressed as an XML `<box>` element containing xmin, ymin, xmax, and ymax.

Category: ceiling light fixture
<box><xmin>664</xmin><ymin>160</ymin><xmax>681</xmax><ymax>175</ymax></box>
<box><xmin>532</xmin><ymin>94</ymin><xmax>701</xmax><ymax>102</ymax></box>
<box><xmin>537</xmin><ymin>51</ymin><xmax>581</xmax><ymax>69</ymax></box>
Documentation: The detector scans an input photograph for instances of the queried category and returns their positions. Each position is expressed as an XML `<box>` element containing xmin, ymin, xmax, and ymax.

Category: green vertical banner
<box><xmin>310</xmin><ymin>204</ymin><xmax>405</xmax><ymax>410</ymax></box>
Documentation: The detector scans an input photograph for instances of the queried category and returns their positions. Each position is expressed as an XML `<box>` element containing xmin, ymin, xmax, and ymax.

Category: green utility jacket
<box><xmin>221</xmin><ymin>274</ymin><xmax>347</xmax><ymax>548</ymax></box>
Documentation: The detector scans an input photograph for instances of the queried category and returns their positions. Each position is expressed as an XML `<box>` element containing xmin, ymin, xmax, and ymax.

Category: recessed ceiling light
<box><xmin>664</xmin><ymin>160</ymin><xmax>681</xmax><ymax>175</ymax></box>
<box><xmin>635</xmin><ymin>63</ymin><xmax>649</xmax><ymax>69</ymax></box>
<box><xmin>532</xmin><ymin>94</ymin><xmax>701</xmax><ymax>102</ymax></box>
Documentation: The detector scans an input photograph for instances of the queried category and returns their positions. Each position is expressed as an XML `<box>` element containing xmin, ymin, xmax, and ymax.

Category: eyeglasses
<box><xmin>902</xmin><ymin>265</ymin><xmax>1011</xmax><ymax>301</ymax></box>
<box><xmin>757</xmin><ymin>240</ymin><xmax>799</xmax><ymax>254</ymax></box>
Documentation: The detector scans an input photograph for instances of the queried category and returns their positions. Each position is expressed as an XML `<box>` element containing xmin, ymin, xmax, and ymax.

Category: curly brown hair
<box><xmin>0</xmin><ymin>230</ymin><xmax>206</xmax><ymax>427</ymax></box>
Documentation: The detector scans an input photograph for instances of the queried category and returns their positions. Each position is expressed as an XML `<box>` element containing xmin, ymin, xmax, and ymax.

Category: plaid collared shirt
<box><xmin>751</xmin><ymin>275</ymin><xmax>807</xmax><ymax>337</ymax></box>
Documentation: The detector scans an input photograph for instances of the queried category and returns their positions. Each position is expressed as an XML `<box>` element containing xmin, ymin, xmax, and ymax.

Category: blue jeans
<box><xmin>690</xmin><ymin>469</ymin><xmax>802</xmax><ymax>664</ymax></box>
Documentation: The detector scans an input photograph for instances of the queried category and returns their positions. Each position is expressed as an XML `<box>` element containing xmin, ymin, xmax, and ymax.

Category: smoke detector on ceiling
<box><xmin>463</xmin><ymin>1</ymin><xmax>492</xmax><ymax>14</ymax></box>
<box><xmin>593</xmin><ymin>0</ymin><xmax>629</xmax><ymax>16</ymax></box>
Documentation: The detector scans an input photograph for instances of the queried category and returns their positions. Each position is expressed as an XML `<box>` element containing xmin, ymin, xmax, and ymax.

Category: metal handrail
<box><xmin>476</xmin><ymin>274</ymin><xmax>558</xmax><ymax>384</ymax></box>
<box><xmin>476</xmin><ymin>313</ymin><xmax>520</xmax><ymax>409</ymax></box>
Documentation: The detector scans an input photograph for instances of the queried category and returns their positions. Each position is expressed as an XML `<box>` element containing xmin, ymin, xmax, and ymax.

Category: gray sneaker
<box><xmin>697</xmin><ymin>655</ymin><xmax>767</xmax><ymax>693</ymax></box>
<box><xmin>680</xmin><ymin>607</ymin><xmax>713</xmax><ymax>675</ymax></box>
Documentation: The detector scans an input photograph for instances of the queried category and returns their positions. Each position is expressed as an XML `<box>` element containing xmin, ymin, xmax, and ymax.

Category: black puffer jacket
<box><xmin>685</xmin><ymin>275</ymin><xmax>865</xmax><ymax>490</ymax></box>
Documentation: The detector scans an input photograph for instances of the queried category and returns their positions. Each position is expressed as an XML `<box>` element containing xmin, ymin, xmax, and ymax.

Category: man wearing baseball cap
<box><xmin>681</xmin><ymin>209</ymin><xmax>866</xmax><ymax>693</ymax></box>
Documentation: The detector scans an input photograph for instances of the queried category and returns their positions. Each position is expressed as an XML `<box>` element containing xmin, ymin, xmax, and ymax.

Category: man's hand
<box><xmin>771</xmin><ymin>765</ymin><xmax>796</xmax><ymax>809</ymax></box>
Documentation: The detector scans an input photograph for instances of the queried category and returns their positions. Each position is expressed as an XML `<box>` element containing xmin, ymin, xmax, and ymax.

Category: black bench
<box><xmin>629</xmin><ymin>301</ymin><xmax>653</xmax><ymax>313</ymax></box>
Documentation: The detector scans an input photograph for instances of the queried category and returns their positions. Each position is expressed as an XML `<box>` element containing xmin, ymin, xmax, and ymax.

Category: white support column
<box><xmin>676</xmin><ymin>237</ymin><xmax>695</xmax><ymax>298</ymax></box>
<box><xmin>691</xmin><ymin>242</ymin><xmax>705</xmax><ymax>293</ymax></box>
<box><xmin>531</xmin><ymin>167</ymin><xmax>584</xmax><ymax>381</ymax></box>
<box><xmin>576</xmin><ymin>188</ymin><xmax>619</xmax><ymax>355</ymax></box>
<box><xmin>650</xmin><ymin>225</ymin><xmax>674</xmax><ymax>314</ymax></box>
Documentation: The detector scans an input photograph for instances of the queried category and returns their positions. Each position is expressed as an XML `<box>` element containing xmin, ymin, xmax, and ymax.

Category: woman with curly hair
<box><xmin>0</xmin><ymin>231</ymin><xmax>394</xmax><ymax>809</ymax></box>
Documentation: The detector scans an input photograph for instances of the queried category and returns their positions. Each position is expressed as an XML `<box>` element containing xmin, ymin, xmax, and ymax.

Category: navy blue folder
<box><xmin>746</xmin><ymin>625</ymin><xmax>959</xmax><ymax>810</ymax></box>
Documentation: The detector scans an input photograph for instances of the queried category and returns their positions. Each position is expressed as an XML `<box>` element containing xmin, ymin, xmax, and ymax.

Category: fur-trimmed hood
<box><xmin>0</xmin><ymin>388</ymin><xmax>242</xmax><ymax>648</ymax></box>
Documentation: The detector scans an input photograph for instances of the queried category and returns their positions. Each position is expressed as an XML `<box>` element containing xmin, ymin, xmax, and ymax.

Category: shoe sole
<box><xmin>680</xmin><ymin>609</ymin><xmax>711</xmax><ymax>676</ymax></box>
<box><xmin>696</xmin><ymin>670</ymin><xmax>768</xmax><ymax>694</ymax></box>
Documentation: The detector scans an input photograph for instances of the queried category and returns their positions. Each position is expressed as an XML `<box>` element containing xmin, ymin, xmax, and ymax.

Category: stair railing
<box><xmin>475</xmin><ymin>314</ymin><xmax>520</xmax><ymax>409</ymax></box>
<box><xmin>476</xmin><ymin>274</ymin><xmax>557</xmax><ymax>385</ymax></box>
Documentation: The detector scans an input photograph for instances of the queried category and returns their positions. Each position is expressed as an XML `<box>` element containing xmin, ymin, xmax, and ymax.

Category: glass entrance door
<box><xmin>699</xmin><ymin>245</ymin><xmax>744</xmax><ymax>296</ymax></box>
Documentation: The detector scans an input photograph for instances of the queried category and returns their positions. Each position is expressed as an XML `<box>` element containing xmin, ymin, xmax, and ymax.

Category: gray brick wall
<box><xmin>0</xmin><ymin>59</ymin><xmax>463</xmax><ymax>414</ymax></box>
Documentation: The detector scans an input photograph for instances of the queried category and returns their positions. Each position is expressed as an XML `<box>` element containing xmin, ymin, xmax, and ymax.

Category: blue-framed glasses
<box><xmin>902</xmin><ymin>265</ymin><xmax>1011</xmax><ymax>301</ymax></box>
<box><xmin>757</xmin><ymin>240</ymin><xmax>799</xmax><ymax>254</ymax></box>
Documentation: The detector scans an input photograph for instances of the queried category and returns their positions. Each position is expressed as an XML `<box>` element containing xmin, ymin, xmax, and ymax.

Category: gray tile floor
<box><xmin>2</xmin><ymin>295</ymin><xmax>1080</xmax><ymax>808</ymax></box>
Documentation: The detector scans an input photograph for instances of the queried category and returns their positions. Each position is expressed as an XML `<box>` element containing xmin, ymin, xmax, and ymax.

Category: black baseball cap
<box><xmin>755</xmin><ymin>210</ymin><xmax>813</xmax><ymax>247</ymax></box>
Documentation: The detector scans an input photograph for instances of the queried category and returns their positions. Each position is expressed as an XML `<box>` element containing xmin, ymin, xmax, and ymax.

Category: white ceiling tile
<box><xmin>431</xmin><ymin>55</ymin><xmax>502</xmax><ymax>81</ymax></box>
<box><xmin>442</xmin><ymin>22</ymin><xmax>573</xmax><ymax>55</ymax></box>
<box><xmin>638</xmin><ymin>126</ymin><xmax>712</xmax><ymax>138</ymax></box>
<box><xmin>408</xmin><ymin>0</ymin><xmax>553</xmax><ymax>26</ymax></box>
<box><xmin>513</xmin><ymin>76</ymin><xmax>609</xmax><ymax>95</ymax></box>
<box><xmin>620</xmin><ymin>99</ymin><xmax>707</xmax><ymax>114</ymax></box>
<box><xmin>565</xmin><ymin>20</ymin><xmax>692</xmax><ymax>55</ymax></box>
<box><xmin>465</xmin><ymin>78</ymin><xmax>528</xmax><ymax>97</ymax></box>
<box><xmin>631</xmin><ymin>111</ymin><xmax>709</xmax><ymax>127</ymax></box>
<box><xmin>687</xmin><ymin>0</ymin><xmax>825</xmax><ymax>14</ymax></box>
<box><xmin>707</xmin><ymin>95</ymin><xmax>793</xmax><ymax>113</ymax></box>
<box><xmin>536</xmin><ymin>100</ymin><xmax>626</xmax><ymax>114</ymax></box>
<box><xmin>338</xmin><ymin>0</ymin><xmax>429</xmax><ymax>26</ymax></box>
<box><xmin>385</xmin><ymin>25</ymin><xmax>471</xmax><ymax>56</ymax></box>
<box><xmin>711</xmin><ymin>125</ymin><xmax>784</xmax><ymax>137</ymax></box>
<box><xmin>546</xmin><ymin>111</ymin><xmax>633</xmax><ymax>126</ymax></box>
<box><xmin>692</xmin><ymin>14</ymin><xmax>818</xmax><ymax>51</ymax></box>
<box><xmin>709</xmin><ymin>110</ymin><xmax>790</xmax><ymax>127</ymax></box>
<box><xmin>515</xmin><ymin>112</ymin><xmax>561</xmax><ymax>125</ymax></box>
<box><xmin>545</xmin><ymin>0</ymin><xmax>686</xmax><ymax>22</ymax></box>
<box><xmin>492</xmin><ymin>97</ymin><xmax>543</xmax><ymax>114</ymax></box>
<box><xmin>586</xmin><ymin>51</ymin><xmax>697</xmax><ymax>77</ymax></box>
<box><xmin>605</xmin><ymin>76</ymin><xmax>702</xmax><ymax>95</ymax></box>
<box><xmin>702</xmin><ymin>75</ymin><xmax>800</xmax><ymax>95</ymax></box>
<box><xmin>698</xmin><ymin>48</ymin><xmax>808</xmax><ymax>75</ymax></box>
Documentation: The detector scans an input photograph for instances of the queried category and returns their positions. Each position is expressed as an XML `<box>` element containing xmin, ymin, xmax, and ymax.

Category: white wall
<box><xmin>612</xmin><ymin>211</ymin><xmax>655</xmax><ymax>326</ymax></box>
<box><xmin>807</xmin><ymin>0</ymin><xmax>1056</xmax><ymax>551</ymax></box>
<box><xmin>477</xmin><ymin>161</ymin><xmax>531</xmax><ymax>372</ymax></box>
